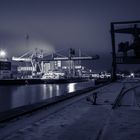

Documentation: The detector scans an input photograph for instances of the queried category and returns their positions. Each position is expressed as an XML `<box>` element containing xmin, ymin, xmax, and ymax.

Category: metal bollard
<box><xmin>86</xmin><ymin>91</ymin><xmax>99</xmax><ymax>105</ymax></box>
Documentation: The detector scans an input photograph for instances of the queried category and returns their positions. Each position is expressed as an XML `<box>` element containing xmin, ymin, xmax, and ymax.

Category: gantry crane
<box><xmin>110</xmin><ymin>20</ymin><xmax>140</xmax><ymax>80</ymax></box>
<box><xmin>12</xmin><ymin>48</ymin><xmax>99</xmax><ymax>77</ymax></box>
<box><xmin>12</xmin><ymin>48</ymin><xmax>44</xmax><ymax>76</ymax></box>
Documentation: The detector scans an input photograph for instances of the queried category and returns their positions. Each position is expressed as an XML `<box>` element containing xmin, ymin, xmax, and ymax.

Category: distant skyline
<box><xmin>0</xmin><ymin>0</ymin><xmax>140</xmax><ymax>71</ymax></box>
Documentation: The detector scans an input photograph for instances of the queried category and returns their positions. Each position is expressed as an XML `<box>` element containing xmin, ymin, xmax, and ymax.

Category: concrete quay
<box><xmin>0</xmin><ymin>79</ymin><xmax>140</xmax><ymax>140</ymax></box>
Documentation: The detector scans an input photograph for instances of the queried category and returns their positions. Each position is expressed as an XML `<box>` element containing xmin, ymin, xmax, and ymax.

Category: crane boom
<box><xmin>42</xmin><ymin>55</ymin><xmax>99</xmax><ymax>61</ymax></box>
<box><xmin>12</xmin><ymin>57</ymin><xmax>31</xmax><ymax>62</ymax></box>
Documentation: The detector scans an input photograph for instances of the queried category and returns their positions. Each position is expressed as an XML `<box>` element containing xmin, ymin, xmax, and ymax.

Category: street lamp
<box><xmin>0</xmin><ymin>50</ymin><xmax>6</xmax><ymax>58</ymax></box>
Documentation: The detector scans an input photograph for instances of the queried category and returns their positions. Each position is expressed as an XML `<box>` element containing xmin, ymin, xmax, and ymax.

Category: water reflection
<box><xmin>56</xmin><ymin>85</ymin><xmax>60</xmax><ymax>96</ymax></box>
<box><xmin>42</xmin><ymin>85</ymin><xmax>47</xmax><ymax>99</ymax></box>
<box><xmin>67</xmin><ymin>83</ymin><xmax>76</xmax><ymax>93</ymax></box>
<box><xmin>0</xmin><ymin>80</ymin><xmax>95</xmax><ymax>112</ymax></box>
<box><xmin>49</xmin><ymin>85</ymin><xmax>53</xmax><ymax>98</ymax></box>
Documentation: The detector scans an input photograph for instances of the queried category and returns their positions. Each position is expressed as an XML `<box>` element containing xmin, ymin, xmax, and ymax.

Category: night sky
<box><xmin>0</xmin><ymin>0</ymin><xmax>140</xmax><ymax>71</ymax></box>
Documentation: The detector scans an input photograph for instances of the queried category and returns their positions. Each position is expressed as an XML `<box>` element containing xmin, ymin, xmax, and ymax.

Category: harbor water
<box><xmin>0</xmin><ymin>80</ymin><xmax>95</xmax><ymax>113</ymax></box>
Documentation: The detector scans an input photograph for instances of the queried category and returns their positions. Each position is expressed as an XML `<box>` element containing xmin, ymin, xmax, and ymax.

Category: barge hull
<box><xmin>0</xmin><ymin>78</ymin><xmax>89</xmax><ymax>85</ymax></box>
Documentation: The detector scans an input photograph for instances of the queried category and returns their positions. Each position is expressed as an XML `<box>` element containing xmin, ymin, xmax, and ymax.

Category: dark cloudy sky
<box><xmin>0</xmin><ymin>0</ymin><xmax>140</xmax><ymax>71</ymax></box>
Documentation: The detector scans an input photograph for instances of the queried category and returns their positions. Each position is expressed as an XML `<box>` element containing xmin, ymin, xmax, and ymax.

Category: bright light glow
<box><xmin>68</xmin><ymin>83</ymin><xmax>76</xmax><ymax>93</ymax></box>
<box><xmin>130</xmin><ymin>73</ymin><xmax>134</xmax><ymax>77</ymax></box>
<box><xmin>0</xmin><ymin>50</ymin><xmax>6</xmax><ymax>57</ymax></box>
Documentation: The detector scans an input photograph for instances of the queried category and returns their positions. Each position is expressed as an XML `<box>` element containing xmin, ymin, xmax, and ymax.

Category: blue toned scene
<box><xmin>0</xmin><ymin>0</ymin><xmax>140</xmax><ymax>140</ymax></box>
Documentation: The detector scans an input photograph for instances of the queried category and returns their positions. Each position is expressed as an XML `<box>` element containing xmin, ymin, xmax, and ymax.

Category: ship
<box><xmin>0</xmin><ymin>48</ymin><xmax>99</xmax><ymax>85</ymax></box>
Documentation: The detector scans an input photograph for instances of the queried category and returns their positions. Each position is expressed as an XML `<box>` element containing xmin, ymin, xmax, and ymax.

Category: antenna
<box><xmin>25</xmin><ymin>33</ymin><xmax>29</xmax><ymax>51</ymax></box>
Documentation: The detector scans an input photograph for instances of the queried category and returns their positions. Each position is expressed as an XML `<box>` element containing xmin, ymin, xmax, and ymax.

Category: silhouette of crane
<box><xmin>110</xmin><ymin>20</ymin><xmax>140</xmax><ymax>81</ymax></box>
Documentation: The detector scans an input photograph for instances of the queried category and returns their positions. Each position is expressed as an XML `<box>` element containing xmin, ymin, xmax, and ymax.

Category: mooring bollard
<box><xmin>86</xmin><ymin>91</ymin><xmax>99</xmax><ymax>105</ymax></box>
<box><xmin>93</xmin><ymin>92</ymin><xmax>98</xmax><ymax>105</ymax></box>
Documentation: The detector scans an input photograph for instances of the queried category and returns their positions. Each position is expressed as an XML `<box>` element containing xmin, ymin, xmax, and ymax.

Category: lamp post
<box><xmin>0</xmin><ymin>49</ymin><xmax>7</xmax><ymax>60</ymax></box>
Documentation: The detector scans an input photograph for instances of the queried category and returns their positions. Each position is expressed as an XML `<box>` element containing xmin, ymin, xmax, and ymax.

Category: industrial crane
<box><xmin>12</xmin><ymin>48</ymin><xmax>44</xmax><ymax>76</ymax></box>
<box><xmin>12</xmin><ymin>48</ymin><xmax>99</xmax><ymax>78</ymax></box>
<box><xmin>116</xmin><ymin>24</ymin><xmax>140</xmax><ymax>57</ymax></box>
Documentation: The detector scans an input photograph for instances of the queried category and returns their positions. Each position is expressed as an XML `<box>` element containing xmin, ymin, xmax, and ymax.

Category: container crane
<box><xmin>12</xmin><ymin>48</ymin><xmax>99</xmax><ymax>78</ymax></box>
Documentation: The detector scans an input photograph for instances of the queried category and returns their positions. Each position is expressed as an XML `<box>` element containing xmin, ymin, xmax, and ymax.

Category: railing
<box><xmin>112</xmin><ymin>84</ymin><xmax>140</xmax><ymax>109</ymax></box>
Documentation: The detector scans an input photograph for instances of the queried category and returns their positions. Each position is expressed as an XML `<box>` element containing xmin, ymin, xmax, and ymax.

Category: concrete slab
<box><xmin>0</xmin><ymin>82</ymin><xmax>131</xmax><ymax>140</ymax></box>
<box><xmin>102</xmin><ymin>108</ymin><xmax>140</xmax><ymax>140</ymax></box>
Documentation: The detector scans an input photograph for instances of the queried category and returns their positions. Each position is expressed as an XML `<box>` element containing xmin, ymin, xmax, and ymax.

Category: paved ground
<box><xmin>0</xmin><ymin>80</ymin><xmax>140</xmax><ymax>140</ymax></box>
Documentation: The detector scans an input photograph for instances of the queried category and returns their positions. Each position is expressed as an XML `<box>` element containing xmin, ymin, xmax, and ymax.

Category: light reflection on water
<box><xmin>67</xmin><ymin>83</ymin><xmax>76</xmax><ymax>93</ymax></box>
<box><xmin>0</xmin><ymin>80</ymin><xmax>94</xmax><ymax>112</ymax></box>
